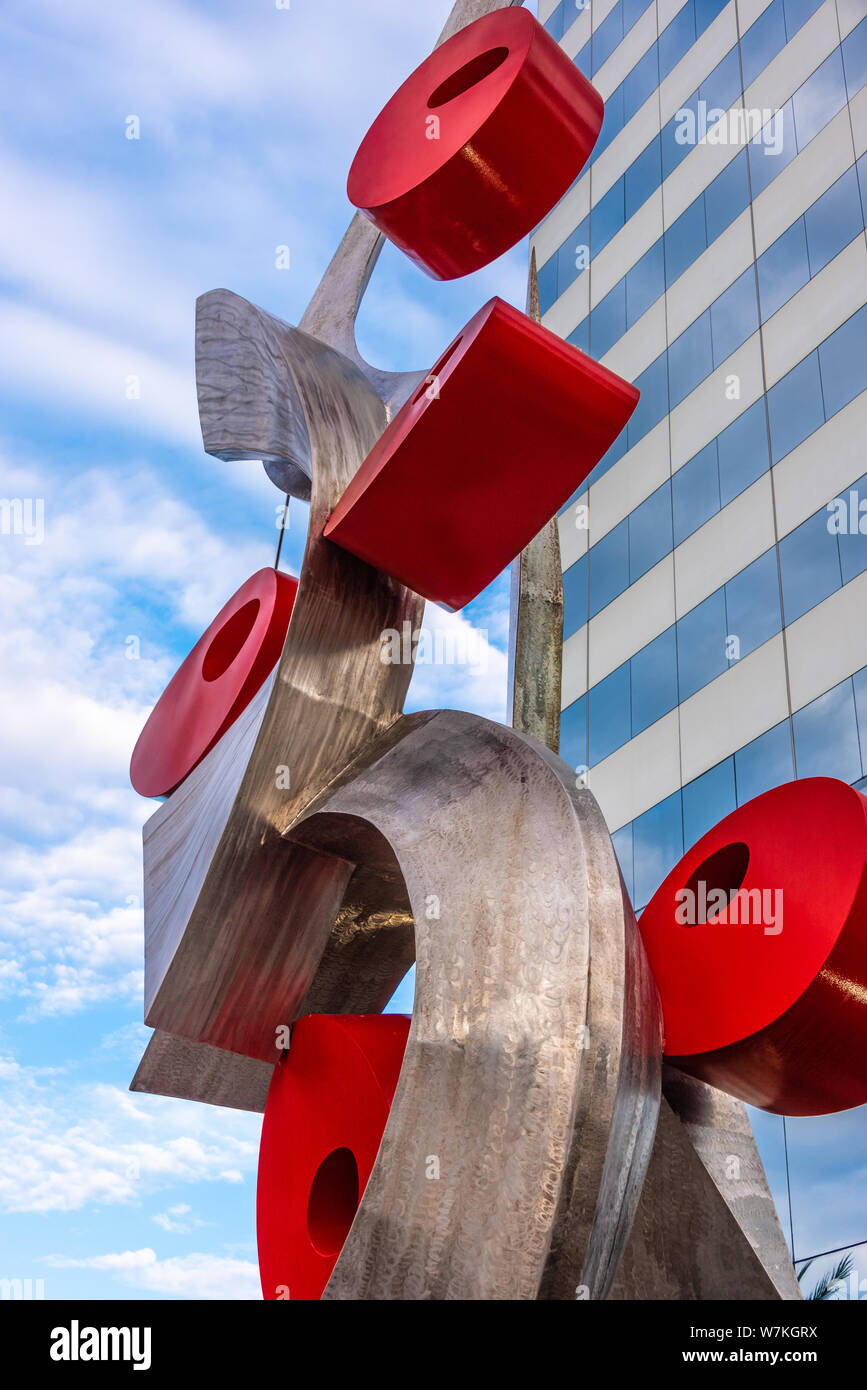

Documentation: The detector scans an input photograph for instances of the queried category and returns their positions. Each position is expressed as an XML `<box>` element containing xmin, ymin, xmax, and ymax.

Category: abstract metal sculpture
<box><xmin>128</xmin><ymin>0</ymin><xmax>866</xmax><ymax>1301</ymax></box>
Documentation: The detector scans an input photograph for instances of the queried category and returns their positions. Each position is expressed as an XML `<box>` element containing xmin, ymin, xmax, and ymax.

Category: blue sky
<box><xmin>0</xmin><ymin>0</ymin><xmax>864</xmax><ymax>1302</ymax></box>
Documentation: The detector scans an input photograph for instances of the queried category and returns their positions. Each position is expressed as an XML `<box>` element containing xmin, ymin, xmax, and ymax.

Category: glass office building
<box><xmin>535</xmin><ymin>0</ymin><xmax>867</xmax><ymax>1287</ymax></box>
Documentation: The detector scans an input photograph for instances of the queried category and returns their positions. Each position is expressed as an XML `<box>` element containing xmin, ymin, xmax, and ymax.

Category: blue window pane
<box><xmin>682</xmin><ymin>758</ymin><xmax>736</xmax><ymax>850</ymax></box>
<box><xmin>626</xmin><ymin>239</ymin><xmax>665</xmax><ymax>325</ymax></box>
<box><xmin>673</xmin><ymin>441</ymin><xmax>720</xmax><ymax>545</ymax></box>
<box><xmin>629</xmin><ymin>483</ymin><xmax>673</xmax><ymax>582</ymax></box>
<box><xmin>612</xmin><ymin>822</ymin><xmax>635</xmax><ymax>904</ymax></box>
<box><xmin>591</xmin><ymin>178</ymin><xmax>625</xmax><ymax>255</ymax></box>
<box><xmin>704</xmin><ymin>150</ymin><xmax>750</xmax><ymax>243</ymax></box>
<box><xmin>597</xmin><ymin>84</ymin><xmax>625</xmax><ymax>154</ymax></box>
<box><xmin>625</xmin><ymin>135</ymin><xmax>661</xmax><ymax>219</ymax></box>
<box><xmin>628</xmin><ymin>354</ymin><xmax>669</xmax><ymax>445</ymax></box>
<box><xmin>748</xmin><ymin>100</ymin><xmax>796</xmax><ymax>197</ymax></box>
<box><xmin>563</xmin><ymin>554</ymin><xmax>588</xmax><ymax>640</ymax></box>
<box><xmin>661</xmin><ymin>109</ymin><xmax>693</xmax><ymax>180</ymax></box>
<box><xmin>818</xmin><ymin>305</ymin><xmax>867</xmax><ymax>420</ymax></box>
<box><xmin>567</xmin><ymin>318</ymin><xmax>590</xmax><ymax>355</ymax></box>
<box><xmin>537</xmin><ymin>253</ymin><xmax>558</xmax><ymax>313</ymax></box>
<box><xmin>711</xmin><ymin>267</ymin><xmax>758</xmax><ymax>364</ymax></box>
<box><xmin>717</xmin><ymin>398</ymin><xmax>770</xmax><ymax>506</ymax></box>
<box><xmin>767</xmin><ymin>351</ymin><xmax>824</xmax><ymax>464</ymax></box>
<box><xmin>624</xmin><ymin>42</ymin><xmax>659</xmax><ymax>121</ymax></box>
<box><xmin>757</xmin><ymin>219</ymin><xmax>809</xmax><ymax>321</ymax></box>
<box><xmin>574</xmin><ymin>38</ymin><xmax>592</xmax><ymax>80</ymax></box>
<box><xmin>560</xmin><ymin>693</ymin><xmax>588</xmax><ymax>774</ymax></box>
<box><xmin>669</xmin><ymin>311</ymin><xmax>713</xmax><ymax>407</ymax></box>
<box><xmin>624</xmin><ymin>0</ymin><xmax>653</xmax><ymax>28</ymax></box>
<box><xmin>694</xmin><ymin>0</ymin><xmax>729</xmax><ymax>31</ymax></box>
<box><xmin>783</xmin><ymin>0</ymin><xmax>823</xmax><ymax>38</ymax></box>
<box><xmin>587</xmin><ymin>428</ymin><xmax>628</xmax><ymax>489</ymax></box>
<box><xmin>594</xmin><ymin>5</ymin><xmax>624</xmax><ymax>71</ymax></box>
<box><xmin>792</xmin><ymin>48</ymin><xmax>847</xmax><ymax>149</ymax></box>
<box><xmin>589</xmin><ymin>662</ymin><xmax>631</xmax><ymax>765</ymax></box>
<box><xmin>794</xmin><ymin>679</ymin><xmax>862</xmax><ymax>783</ymax></box>
<box><xmin>854</xmin><ymin>666</ymin><xmax>867</xmax><ymax>775</ymax></box>
<box><xmin>591</xmin><ymin>280</ymin><xmax>627</xmax><ymax>357</ymax></box>
<box><xmin>589</xmin><ymin>520</ymin><xmax>629</xmax><ymax>618</ymax></box>
<box><xmin>724</xmin><ymin>549</ymin><xmax>781</xmax><ymax>660</ymax></box>
<box><xmin>545</xmin><ymin>3</ymin><xmax>565</xmax><ymax>40</ymax></box>
<box><xmin>735</xmin><ymin>720</ymin><xmax>794</xmax><ymax>803</ymax></box>
<box><xmin>856</xmin><ymin>151</ymin><xmax>867</xmax><ymax>222</ymax></box>
<box><xmin>805</xmin><ymin>166</ymin><xmax>863</xmax><ymax>276</ymax></box>
<box><xmin>700</xmin><ymin>46</ymin><xmax>741</xmax><ymax>112</ymax></box>
<box><xmin>741</xmin><ymin>0</ymin><xmax>786</xmax><ymax>91</ymax></box>
<box><xmin>843</xmin><ymin>17</ymin><xmax>867</xmax><ymax>100</ymax></box>
<box><xmin>779</xmin><ymin>509</ymin><xmax>842</xmax><ymax>623</ymax></box>
<box><xmin>633</xmin><ymin>791</ymin><xmax>684</xmax><ymax>911</ymax></box>
<box><xmin>631</xmin><ymin>627</ymin><xmax>678</xmax><ymax>737</ymax></box>
<box><xmin>835</xmin><ymin>473</ymin><xmax>867</xmax><ymax>586</ymax></box>
<box><xmin>677</xmin><ymin>589</ymin><xmax>728</xmax><ymax>701</ymax></box>
<box><xmin>665</xmin><ymin>195</ymin><xmax>707</xmax><ymax>284</ymax></box>
<box><xmin>557</xmin><ymin>216</ymin><xmax>590</xmax><ymax>299</ymax></box>
<box><xmin>658</xmin><ymin>3</ymin><xmax>695</xmax><ymax>81</ymax></box>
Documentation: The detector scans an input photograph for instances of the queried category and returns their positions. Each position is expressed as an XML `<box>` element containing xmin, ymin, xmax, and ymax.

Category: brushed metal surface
<box><xmin>278</xmin><ymin>709</ymin><xmax>662</xmax><ymax>1301</ymax></box>
<box><xmin>662</xmin><ymin>1065</ymin><xmax>801</xmax><ymax>1299</ymax></box>
<box><xmin>508</xmin><ymin>249</ymin><xmax>564</xmax><ymax>754</ymax></box>
<box><xmin>142</xmin><ymin>295</ymin><xmax>423</xmax><ymax>1062</ymax></box>
<box><xmin>131</xmin><ymin>1031</ymin><xmax>272</xmax><ymax>1112</ymax></box>
<box><xmin>609</xmin><ymin>1098</ymin><xmax>782</xmax><ymax>1299</ymax></box>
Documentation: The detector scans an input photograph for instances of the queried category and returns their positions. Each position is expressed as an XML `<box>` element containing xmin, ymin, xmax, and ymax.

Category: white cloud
<box><xmin>0</xmin><ymin>1062</ymin><xmax>260</xmax><ymax>1214</ymax></box>
<box><xmin>0</xmin><ymin>453</ymin><xmax>278</xmax><ymax>1014</ymax></box>
<box><xmin>406</xmin><ymin>600</ymin><xmax>509</xmax><ymax>723</ymax></box>
<box><xmin>43</xmin><ymin>1248</ymin><xmax>260</xmax><ymax>1299</ymax></box>
<box><xmin>153</xmin><ymin>1201</ymin><xmax>207</xmax><ymax>1234</ymax></box>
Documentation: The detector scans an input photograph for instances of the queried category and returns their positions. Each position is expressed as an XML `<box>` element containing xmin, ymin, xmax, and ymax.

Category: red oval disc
<box><xmin>130</xmin><ymin>567</ymin><xmax>297</xmax><ymax>798</ymax></box>
<box><xmin>638</xmin><ymin>777</ymin><xmax>867</xmax><ymax>1114</ymax></box>
<box><xmin>257</xmin><ymin>1014</ymin><xmax>409</xmax><ymax>1302</ymax></box>
<box><xmin>347</xmin><ymin>8</ymin><xmax>603</xmax><ymax>280</ymax></box>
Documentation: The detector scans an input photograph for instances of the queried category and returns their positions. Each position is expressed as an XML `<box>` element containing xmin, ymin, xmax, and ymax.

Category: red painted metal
<box><xmin>638</xmin><ymin>777</ymin><xmax>867</xmax><ymax>1116</ymax></box>
<box><xmin>130</xmin><ymin>567</ymin><xmax>297</xmax><ymax>798</ymax></box>
<box><xmin>257</xmin><ymin>1013</ymin><xmax>410</xmax><ymax>1301</ymax></box>
<box><xmin>347</xmin><ymin>8</ymin><xmax>603</xmax><ymax>279</ymax></box>
<box><xmin>324</xmin><ymin>297</ymin><xmax>639</xmax><ymax>611</ymax></box>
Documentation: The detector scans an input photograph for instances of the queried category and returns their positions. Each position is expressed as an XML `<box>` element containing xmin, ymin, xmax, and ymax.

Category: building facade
<box><xmin>534</xmin><ymin>0</ymin><xmax>867</xmax><ymax>1280</ymax></box>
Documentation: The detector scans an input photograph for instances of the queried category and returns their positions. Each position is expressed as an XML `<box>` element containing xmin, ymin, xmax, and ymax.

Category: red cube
<box><xmin>324</xmin><ymin>298</ymin><xmax>639</xmax><ymax>611</ymax></box>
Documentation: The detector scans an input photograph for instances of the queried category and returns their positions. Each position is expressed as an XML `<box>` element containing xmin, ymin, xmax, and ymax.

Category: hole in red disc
<box><xmin>201</xmin><ymin>599</ymin><xmax>261</xmax><ymax>682</ymax></box>
<box><xmin>307</xmin><ymin>1147</ymin><xmax>360</xmax><ymax>1256</ymax></box>
<box><xmin>681</xmin><ymin>842</ymin><xmax>751</xmax><ymax>924</ymax></box>
<box><xmin>428</xmin><ymin>46</ymin><xmax>510</xmax><ymax>108</ymax></box>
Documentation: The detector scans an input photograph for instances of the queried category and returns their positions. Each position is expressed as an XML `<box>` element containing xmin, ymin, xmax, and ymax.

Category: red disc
<box><xmin>130</xmin><ymin>567</ymin><xmax>297</xmax><ymax>798</ymax></box>
<box><xmin>257</xmin><ymin>1013</ymin><xmax>410</xmax><ymax>1301</ymax></box>
<box><xmin>347</xmin><ymin>8</ymin><xmax>603</xmax><ymax>280</ymax></box>
<box><xmin>638</xmin><ymin>778</ymin><xmax>867</xmax><ymax>1115</ymax></box>
<box><xmin>324</xmin><ymin>297</ymin><xmax>639</xmax><ymax>611</ymax></box>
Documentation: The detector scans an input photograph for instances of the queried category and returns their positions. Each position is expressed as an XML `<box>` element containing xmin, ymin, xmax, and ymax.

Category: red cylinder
<box><xmin>347</xmin><ymin>8</ymin><xmax>603</xmax><ymax>280</ymax></box>
<box><xmin>130</xmin><ymin>567</ymin><xmax>297</xmax><ymax>798</ymax></box>
<box><xmin>638</xmin><ymin>778</ymin><xmax>867</xmax><ymax>1115</ymax></box>
<box><xmin>257</xmin><ymin>1013</ymin><xmax>410</xmax><ymax>1301</ymax></box>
